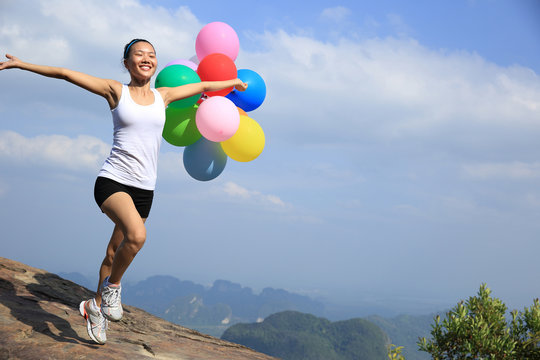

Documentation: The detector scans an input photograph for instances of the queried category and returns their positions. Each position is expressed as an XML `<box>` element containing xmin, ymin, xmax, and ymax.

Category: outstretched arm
<box><xmin>0</xmin><ymin>54</ymin><xmax>121</xmax><ymax>109</ymax></box>
<box><xmin>158</xmin><ymin>78</ymin><xmax>247</xmax><ymax>107</ymax></box>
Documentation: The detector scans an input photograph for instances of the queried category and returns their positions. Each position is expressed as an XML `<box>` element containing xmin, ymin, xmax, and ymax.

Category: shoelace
<box><xmin>102</xmin><ymin>286</ymin><xmax>121</xmax><ymax>306</ymax></box>
<box><xmin>91</xmin><ymin>312</ymin><xmax>108</xmax><ymax>331</ymax></box>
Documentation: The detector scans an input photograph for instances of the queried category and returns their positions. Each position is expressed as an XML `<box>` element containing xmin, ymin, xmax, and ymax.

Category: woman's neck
<box><xmin>128</xmin><ymin>76</ymin><xmax>152</xmax><ymax>89</ymax></box>
<box><xmin>127</xmin><ymin>81</ymin><xmax>155</xmax><ymax>105</ymax></box>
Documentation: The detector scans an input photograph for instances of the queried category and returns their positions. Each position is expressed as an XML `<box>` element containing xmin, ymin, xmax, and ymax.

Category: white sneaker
<box><xmin>101</xmin><ymin>277</ymin><xmax>123</xmax><ymax>321</ymax></box>
<box><xmin>79</xmin><ymin>299</ymin><xmax>107</xmax><ymax>344</ymax></box>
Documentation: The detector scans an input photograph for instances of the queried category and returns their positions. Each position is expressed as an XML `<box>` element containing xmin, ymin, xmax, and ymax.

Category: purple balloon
<box><xmin>165</xmin><ymin>58</ymin><xmax>198</xmax><ymax>71</ymax></box>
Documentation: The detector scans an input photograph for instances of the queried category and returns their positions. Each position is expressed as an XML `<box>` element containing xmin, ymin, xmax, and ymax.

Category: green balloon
<box><xmin>162</xmin><ymin>105</ymin><xmax>201</xmax><ymax>147</ymax></box>
<box><xmin>155</xmin><ymin>65</ymin><xmax>201</xmax><ymax>108</ymax></box>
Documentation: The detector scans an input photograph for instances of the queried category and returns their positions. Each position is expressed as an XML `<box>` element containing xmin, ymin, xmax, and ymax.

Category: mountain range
<box><xmin>59</xmin><ymin>271</ymin><xmax>437</xmax><ymax>359</ymax></box>
<box><xmin>59</xmin><ymin>272</ymin><xmax>326</xmax><ymax>337</ymax></box>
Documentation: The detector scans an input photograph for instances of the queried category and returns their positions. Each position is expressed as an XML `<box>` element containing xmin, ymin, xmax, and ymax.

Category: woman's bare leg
<box><xmin>99</xmin><ymin>191</ymin><xmax>147</xmax><ymax>286</ymax></box>
<box><xmin>95</xmin><ymin>224</ymin><xmax>123</xmax><ymax>307</ymax></box>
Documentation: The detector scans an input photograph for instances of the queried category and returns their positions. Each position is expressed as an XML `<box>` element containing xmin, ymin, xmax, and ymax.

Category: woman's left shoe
<box><xmin>79</xmin><ymin>299</ymin><xmax>108</xmax><ymax>344</ymax></box>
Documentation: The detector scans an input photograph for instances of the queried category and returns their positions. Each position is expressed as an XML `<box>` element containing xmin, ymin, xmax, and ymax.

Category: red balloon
<box><xmin>197</xmin><ymin>53</ymin><xmax>237</xmax><ymax>97</ymax></box>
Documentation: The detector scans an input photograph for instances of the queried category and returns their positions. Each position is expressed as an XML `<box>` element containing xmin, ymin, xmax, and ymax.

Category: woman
<box><xmin>0</xmin><ymin>39</ymin><xmax>247</xmax><ymax>345</ymax></box>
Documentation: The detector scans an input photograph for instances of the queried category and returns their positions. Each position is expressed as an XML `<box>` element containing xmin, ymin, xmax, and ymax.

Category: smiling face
<box><xmin>124</xmin><ymin>41</ymin><xmax>157</xmax><ymax>82</ymax></box>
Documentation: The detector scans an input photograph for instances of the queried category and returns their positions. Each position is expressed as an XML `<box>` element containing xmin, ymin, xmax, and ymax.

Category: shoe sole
<box><xmin>79</xmin><ymin>300</ymin><xmax>106</xmax><ymax>345</ymax></box>
<box><xmin>102</xmin><ymin>310</ymin><xmax>123</xmax><ymax>322</ymax></box>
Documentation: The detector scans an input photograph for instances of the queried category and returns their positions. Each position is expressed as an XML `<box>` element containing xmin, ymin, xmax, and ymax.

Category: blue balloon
<box><xmin>226</xmin><ymin>69</ymin><xmax>266</xmax><ymax>112</ymax></box>
<box><xmin>183</xmin><ymin>137</ymin><xmax>227</xmax><ymax>181</ymax></box>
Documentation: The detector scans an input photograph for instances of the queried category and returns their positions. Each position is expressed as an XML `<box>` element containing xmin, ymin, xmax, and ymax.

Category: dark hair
<box><xmin>123</xmin><ymin>39</ymin><xmax>154</xmax><ymax>60</ymax></box>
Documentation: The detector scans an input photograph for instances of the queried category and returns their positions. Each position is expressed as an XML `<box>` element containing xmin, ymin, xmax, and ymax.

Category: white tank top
<box><xmin>98</xmin><ymin>85</ymin><xmax>166</xmax><ymax>190</ymax></box>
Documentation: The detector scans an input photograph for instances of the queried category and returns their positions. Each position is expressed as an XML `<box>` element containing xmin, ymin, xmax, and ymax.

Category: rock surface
<box><xmin>0</xmin><ymin>257</ymin><xmax>278</xmax><ymax>360</ymax></box>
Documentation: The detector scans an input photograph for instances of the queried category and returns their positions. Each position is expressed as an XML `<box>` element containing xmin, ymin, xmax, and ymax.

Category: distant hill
<box><xmin>122</xmin><ymin>277</ymin><xmax>325</xmax><ymax>336</ymax></box>
<box><xmin>59</xmin><ymin>272</ymin><xmax>325</xmax><ymax>337</ymax></box>
<box><xmin>59</xmin><ymin>272</ymin><xmax>438</xmax><ymax>351</ymax></box>
<box><xmin>221</xmin><ymin>311</ymin><xmax>389</xmax><ymax>360</ymax></box>
<box><xmin>123</xmin><ymin>275</ymin><xmax>205</xmax><ymax>316</ymax></box>
<box><xmin>368</xmin><ymin>314</ymin><xmax>436</xmax><ymax>360</ymax></box>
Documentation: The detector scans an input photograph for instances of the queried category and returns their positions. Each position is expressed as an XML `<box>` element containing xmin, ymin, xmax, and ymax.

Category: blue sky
<box><xmin>1</xmin><ymin>0</ymin><xmax>539</xmax><ymax>314</ymax></box>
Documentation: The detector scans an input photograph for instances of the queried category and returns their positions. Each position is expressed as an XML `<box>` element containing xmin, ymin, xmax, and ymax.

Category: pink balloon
<box><xmin>165</xmin><ymin>58</ymin><xmax>198</xmax><ymax>71</ymax></box>
<box><xmin>196</xmin><ymin>22</ymin><xmax>240</xmax><ymax>61</ymax></box>
<box><xmin>196</xmin><ymin>97</ymin><xmax>240</xmax><ymax>142</ymax></box>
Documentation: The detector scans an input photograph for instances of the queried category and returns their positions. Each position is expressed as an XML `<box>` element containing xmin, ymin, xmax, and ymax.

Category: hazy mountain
<box><xmin>123</xmin><ymin>275</ymin><xmax>205</xmax><ymax>315</ymax></box>
<box><xmin>58</xmin><ymin>272</ymin><xmax>325</xmax><ymax>337</ymax></box>
<box><xmin>59</xmin><ymin>271</ymin><xmax>437</xmax><ymax>350</ymax></box>
<box><xmin>164</xmin><ymin>294</ymin><xmax>232</xmax><ymax>324</ymax></box>
<box><xmin>368</xmin><ymin>313</ymin><xmax>436</xmax><ymax>360</ymax></box>
<box><xmin>222</xmin><ymin>311</ymin><xmax>388</xmax><ymax>360</ymax></box>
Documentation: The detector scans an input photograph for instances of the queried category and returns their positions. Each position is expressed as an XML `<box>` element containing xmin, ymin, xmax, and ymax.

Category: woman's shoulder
<box><xmin>155</xmin><ymin>87</ymin><xmax>167</xmax><ymax>96</ymax></box>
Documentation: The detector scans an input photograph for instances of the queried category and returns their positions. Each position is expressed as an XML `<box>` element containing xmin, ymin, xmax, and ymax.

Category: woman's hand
<box><xmin>0</xmin><ymin>54</ymin><xmax>22</xmax><ymax>71</ymax></box>
<box><xmin>234</xmin><ymin>78</ymin><xmax>248</xmax><ymax>92</ymax></box>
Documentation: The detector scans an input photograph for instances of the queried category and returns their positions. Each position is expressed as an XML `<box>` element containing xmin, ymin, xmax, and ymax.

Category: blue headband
<box><xmin>124</xmin><ymin>40</ymin><xmax>141</xmax><ymax>59</ymax></box>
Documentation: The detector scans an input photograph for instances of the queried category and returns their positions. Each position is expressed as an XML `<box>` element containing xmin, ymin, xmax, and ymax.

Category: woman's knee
<box><xmin>125</xmin><ymin>226</ymin><xmax>146</xmax><ymax>251</ymax></box>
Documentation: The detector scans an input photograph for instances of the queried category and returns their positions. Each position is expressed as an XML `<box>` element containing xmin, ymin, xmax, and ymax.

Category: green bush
<box><xmin>418</xmin><ymin>284</ymin><xmax>540</xmax><ymax>359</ymax></box>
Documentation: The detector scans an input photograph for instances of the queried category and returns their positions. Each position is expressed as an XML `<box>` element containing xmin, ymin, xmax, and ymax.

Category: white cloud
<box><xmin>386</xmin><ymin>13</ymin><xmax>412</xmax><ymax>37</ymax></box>
<box><xmin>1</xmin><ymin>1</ymin><xmax>538</xmax><ymax>193</ymax></box>
<box><xmin>462</xmin><ymin>161</ymin><xmax>540</xmax><ymax>180</ymax></box>
<box><xmin>242</xmin><ymin>30</ymin><xmax>540</xmax><ymax>144</ymax></box>
<box><xmin>392</xmin><ymin>204</ymin><xmax>423</xmax><ymax>217</ymax></box>
<box><xmin>0</xmin><ymin>131</ymin><xmax>109</xmax><ymax>172</ymax></box>
<box><xmin>222</xmin><ymin>181</ymin><xmax>290</xmax><ymax>209</ymax></box>
<box><xmin>0</xmin><ymin>0</ymin><xmax>202</xmax><ymax>74</ymax></box>
<box><xmin>524</xmin><ymin>193</ymin><xmax>540</xmax><ymax>208</ymax></box>
<box><xmin>2</xmin><ymin>0</ymin><xmax>538</xmax><ymax>150</ymax></box>
<box><xmin>320</xmin><ymin>6</ymin><xmax>352</xmax><ymax>23</ymax></box>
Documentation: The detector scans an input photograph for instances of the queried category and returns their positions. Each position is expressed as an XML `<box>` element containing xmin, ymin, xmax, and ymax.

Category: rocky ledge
<box><xmin>0</xmin><ymin>257</ymin><xmax>277</xmax><ymax>360</ymax></box>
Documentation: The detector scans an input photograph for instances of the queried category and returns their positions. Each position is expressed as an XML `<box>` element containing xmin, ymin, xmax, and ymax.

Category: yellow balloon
<box><xmin>221</xmin><ymin>115</ymin><xmax>265</xmax><ymax>162</ymax></box>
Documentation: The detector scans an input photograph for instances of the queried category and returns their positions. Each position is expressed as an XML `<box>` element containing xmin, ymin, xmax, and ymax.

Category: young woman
<box><xmin>0</xmin><ymin>39</ymin><xmax>247</xmax><ymax>345</ymax></box>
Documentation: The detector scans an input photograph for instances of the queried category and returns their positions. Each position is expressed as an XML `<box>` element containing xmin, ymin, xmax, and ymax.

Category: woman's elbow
<box><xmin>57</xmin><ymin>67</ymin><xmax>70</xmax><ymax>80</ymax></box>
<box><xmin>200</xmin><ymin>82</ymin><xmax>211</xmax><ymax>92</ymax></box>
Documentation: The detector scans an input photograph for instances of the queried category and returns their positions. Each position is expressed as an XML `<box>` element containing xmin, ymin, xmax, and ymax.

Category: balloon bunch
<box><xmin>156</xmin><ymin>22</ymin><xmax>267</xmax><ymax>181</ymax></box>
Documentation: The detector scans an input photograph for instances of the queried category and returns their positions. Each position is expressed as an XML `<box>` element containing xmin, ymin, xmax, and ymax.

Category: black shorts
<box><xmin>94</xmin><ymin>176</ymin><xmax>154</xmax><ymax>218</ymax></box>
